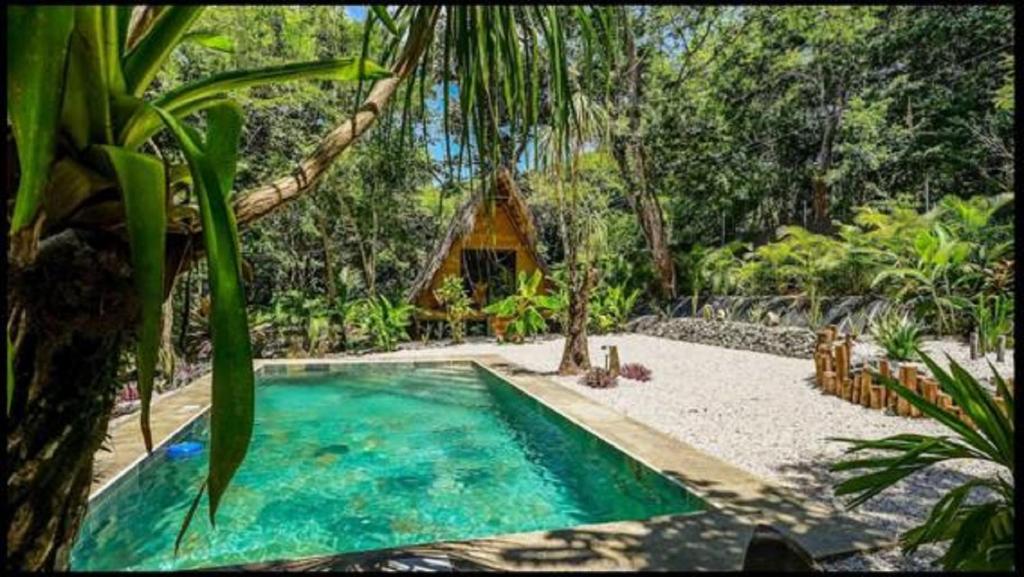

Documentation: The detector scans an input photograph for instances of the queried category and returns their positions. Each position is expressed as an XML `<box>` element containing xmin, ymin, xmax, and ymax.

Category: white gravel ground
<box><xmin>357</xmin><ymin>333</ymin><xmax>1012</xmax><ymax>572</ymax></box>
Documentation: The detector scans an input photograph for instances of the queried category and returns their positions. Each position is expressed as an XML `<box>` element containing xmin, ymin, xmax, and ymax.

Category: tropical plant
<box><xmin>434</xmin><ymin>274</ymin><xmax>472</xmax><ymax>344</ymax></box>
<box><xmin>869</xmin><ymin>308</ymin><xmax>924</xmax><ymax>361</ymax></box>
<box><xmin>352</xmin><ymin>296</ymin><xmax>414</xmax><ymax>352</ymax></box>
<box><xmin>483</xmin><ymin>270</ymin><xmax>560</xmax><ymax>343</ymax></box>
<box><xmin>589</xmin><ymin>282</ymin><xmax>641</xmax><ymax>334</ymax></box>
<box><xmin>5</xmin><ymin>6</ymin><xmax>391</xmax><ymax>566</ymax></box>
<box><xmin>973</xmin><ymin>294</ymin><xmax>1014</xmax><ymax>353</ymax></box>
<box><xmin>831</xmin><ymin>351</ymin><xmax>1014</xmax><ymax>571</ymax></box>
<box><xmin>871</xmin><ymin>223</ymin><xmax>975</xmax><ymax>335</ymax></box>
<box><xmin>619</xmin><ymin>362</ymin><xmax>652</xmax><ymax>382</ymax></box>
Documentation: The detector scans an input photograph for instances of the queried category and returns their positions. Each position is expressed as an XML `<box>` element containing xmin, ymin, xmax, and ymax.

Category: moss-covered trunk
<box><xmin>6</xmin><ymin>230</ymin><xmax>137</xmax><ymax>571</ymax></box>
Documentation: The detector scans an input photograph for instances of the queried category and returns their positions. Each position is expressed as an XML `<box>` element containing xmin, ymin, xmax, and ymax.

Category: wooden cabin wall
<box><xmin>415</xmin><ymin>204</ymin><xmax>544</xmax><ymax>310</ymax></box>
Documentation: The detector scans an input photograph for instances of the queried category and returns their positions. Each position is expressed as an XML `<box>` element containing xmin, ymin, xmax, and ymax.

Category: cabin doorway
<box><xmin>461</xmin><ymin>249</ymin><xmax>516</xmax><ymax>309</ymax></box>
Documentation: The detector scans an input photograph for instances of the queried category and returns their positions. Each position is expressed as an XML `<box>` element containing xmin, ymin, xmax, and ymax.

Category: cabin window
<box><xmin>461</xmin><ymin>249</ymin><xmax>516</xmax><ymax>308</ymax></box>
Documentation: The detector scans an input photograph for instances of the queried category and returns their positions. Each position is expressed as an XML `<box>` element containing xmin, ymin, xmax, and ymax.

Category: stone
<box><xmin>764</xmin><ymin>311</ymin><xmax>780</xmax><ymax>327</ymax></box>
<box><xmin>628</xmin><ymin>317</ymin><xmax>816</xmax><ymax>359</ymax></box>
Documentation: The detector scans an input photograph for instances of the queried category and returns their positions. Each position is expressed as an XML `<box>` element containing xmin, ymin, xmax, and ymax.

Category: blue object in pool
<box><xmin>166</xmin><ymin>441</ymin><xmax>203</xmax><ymax>460</ymax></box>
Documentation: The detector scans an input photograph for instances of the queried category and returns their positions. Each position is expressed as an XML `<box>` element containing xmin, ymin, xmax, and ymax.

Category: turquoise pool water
<box><xmin>71</xmin><ymin>362</ymin><xmax>704</xmax><ymax>570</ymax></box>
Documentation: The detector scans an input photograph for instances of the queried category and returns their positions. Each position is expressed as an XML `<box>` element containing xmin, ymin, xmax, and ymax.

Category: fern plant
<box><xmin>831</xmin><ymin>352</ymin><xmax>1014</xmax><ymax>571</ymax></box>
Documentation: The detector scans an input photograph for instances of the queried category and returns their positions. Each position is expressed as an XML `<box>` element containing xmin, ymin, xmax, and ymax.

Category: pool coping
<box><xmin>87</xmin><ymin>354</ymin><xmax>894</xmax><ymax>571</ymax></box>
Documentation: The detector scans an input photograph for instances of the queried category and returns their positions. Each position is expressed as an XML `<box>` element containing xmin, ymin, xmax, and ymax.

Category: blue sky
<box><xmin>344</xmin><ymin>6</ymin><xmax>366</xmax><ymax>22</ymax></box>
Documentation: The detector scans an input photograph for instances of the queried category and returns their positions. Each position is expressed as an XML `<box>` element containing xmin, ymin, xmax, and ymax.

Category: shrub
<box><xmin>589</xmin><ymin>282</ymin><xmax>641</xmax><ymax>334</ymax></box>
<box><xmin>434</xmin><ymin>275</ymin><xmax>472</xmax><ymax>344</ymax></box>
<box><xmin>580</xmin><ymin>367</ymin><xmax>618</xmax><ymax>389</ymax></box>
<box><xmin>619</xmin><ymin>363</ymin><xmax>652</xmax><ymax>382</ymax></box>
<box><xmin>352</xmin><ymin>296</ymin><xmax>414</xmax><ymax>352</ymax></box>
<box><xmin>870</xmin><ymin>309</ymin><xmax>923</xmax><ymax>361</ymax></box>
<box><xmin>483</xmin><ymin>270</ymin><xmax>560</xmax><ymax>342</ymax></box>
<box><xmin>831</xmin><ymin>351</ymin><xmax>1014</xmax><ymax>571</ymax></box>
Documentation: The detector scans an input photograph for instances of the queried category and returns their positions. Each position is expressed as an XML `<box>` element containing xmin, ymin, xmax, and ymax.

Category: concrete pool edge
<box><xmin>88</xmin><ymin>355</ymin><xmax>894</xmax><ymax>570</ymax></box>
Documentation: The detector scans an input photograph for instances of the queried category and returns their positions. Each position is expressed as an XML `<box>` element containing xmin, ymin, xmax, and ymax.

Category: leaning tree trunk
<box><xmin>6</xmin><ymin>230</ymin><xmax>138</xmax><ymax>571</ymax></box>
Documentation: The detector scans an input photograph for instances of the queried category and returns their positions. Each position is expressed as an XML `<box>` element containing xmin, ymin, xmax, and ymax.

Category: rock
<box><xmin>626</xmin><ymin>317</ymin><xmax>816</xmax><ymax>359</ymax></box>
<box><xmin>716</xmin><ymin>308</ymin><xmax>727</xmax><ymax>322</ymax></box>
<box><xmin>764</xmin><ymin>311</ymin><xmax>780</xmax><ymax>327</ymax></box>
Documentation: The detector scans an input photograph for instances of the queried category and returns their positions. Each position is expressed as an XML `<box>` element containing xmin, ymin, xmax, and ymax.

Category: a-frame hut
<box><xmin>407</xmin><ymin>168</ymin><xmax>550</xmax><ymax>330</ymax></box>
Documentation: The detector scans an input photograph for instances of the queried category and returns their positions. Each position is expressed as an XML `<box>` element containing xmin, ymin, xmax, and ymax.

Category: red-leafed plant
<box><xmin>619</xmin><ymin>363</ymin><xmax>652</xmax><ymax>382</ymax></box>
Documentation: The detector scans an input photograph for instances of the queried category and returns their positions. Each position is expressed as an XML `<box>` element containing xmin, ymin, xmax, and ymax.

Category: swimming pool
<box><xmin>71</xmin><ymin>361</ymin><xmax>705</xmax><ymax>571</ymax></box>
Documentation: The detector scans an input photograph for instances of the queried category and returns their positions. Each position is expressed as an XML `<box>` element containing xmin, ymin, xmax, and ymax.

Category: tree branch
<box><xmin>230</xmin><ymin>7</ymin><xmax>440</xmax><ymax>228</ymax></box>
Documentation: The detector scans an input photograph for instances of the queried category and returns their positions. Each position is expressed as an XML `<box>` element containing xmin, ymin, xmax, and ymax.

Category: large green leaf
<box><xmin>204</xmin><ymin>102</ymin><xmax>244</xmax><ymax>199</ymax></box>
<box><xmin>123</xmin><ymin>6</ymin><xmax>205</xmax><ymax>96</ymax></box>
<box><xmin>120</xmin><ymin>59</ymin><xmax>390</xmax><ymax>149</ymax></box>
<box><xmin>62</xmin><ymin>7</ymin><xmax>116</xmax><ymax>148</ymax></box>
<box><xmin>96</xmin><ymin>146</ymin><xmax>166</xmax><ymax>452</ymax></box>
<box><xmin>6</xmin><ymin>6</ymin><xmax>75</xmax><ymax>231</ymax></box>
<box><xmin>154</xmin><ymin>106</ymin><xmax>255</xmax><ymax>528</ymax></box>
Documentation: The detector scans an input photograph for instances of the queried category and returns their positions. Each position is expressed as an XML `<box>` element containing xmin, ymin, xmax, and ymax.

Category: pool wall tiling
<box><xmin>72</xmin><ymin>360</ymin><xmax>706</xmax><ymax>571</ymax></box>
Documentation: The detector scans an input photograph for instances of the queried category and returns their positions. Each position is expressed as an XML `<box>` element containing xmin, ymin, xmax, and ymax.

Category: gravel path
<box><xmin>358</xmin><ymin>333</ymin><xmax>1011</xmax><ymax>572</ymax></box>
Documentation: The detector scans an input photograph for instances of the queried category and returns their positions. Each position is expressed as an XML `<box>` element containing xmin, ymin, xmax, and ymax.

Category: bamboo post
<box><xmin>860</xmin><ymin>369</ymin><xmax>873</xmax><ymax>407</ymax></box>
<box><xmin>869</xmin><ymin>382</ymin><xmax>884</xmax><ymax>409</ymax></box>
<box><xmin>969</xmin><ymin>331</ymin><xmax>979</xmax><ymax>360</ymax></box>
<box><xmin>836</xmin><ymin>343</ymin><xmax>849</xmax><ymax>394</ymax></box>
<box><xmin>905</xmin><ymin>366</ymin><xmax>921</xmax><ymax>417</ymax></box>
<box><xmin>896</xmin><ymin>366</ymin><xmax>913</xmax><ymax>416</ymax></box>
<box><xmin>922</xmin><ymin>378</ymin><xmax>939</xmax><ymax>405</ymax></box>
<box><xmin>937</xmin><ymin>393</ymin><xmax>954</xmax><ymax>414</ymax></box>
<box><xmin>843</xmin><ymin>377</ymin><xmax>854</xmax><ymax>402</ymax></box>
<box><xmin>996</xmin><ymin>336</ymin><xmax>1006</xmax><ymax>363</ymax></box>
<box><xmin>851</xmin><ymin>371</ymin><xmax>861</xmax><ymax>404</ymax></box>
<box><xmin>823</xmin><ymin>371</ymin><xmax>837</xmax><ymax>396</ymax></box>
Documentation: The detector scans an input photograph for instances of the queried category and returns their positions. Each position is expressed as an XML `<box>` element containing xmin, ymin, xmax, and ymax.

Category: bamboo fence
<box><xmin>812</xmin><ymin>325</ymin><xmax>1013</xmax><ymax>427</ymax></box>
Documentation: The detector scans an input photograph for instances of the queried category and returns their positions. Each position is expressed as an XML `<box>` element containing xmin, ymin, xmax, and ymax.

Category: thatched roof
<box><xmin>406</xmin><ymin>167</ymin><xmax>548</xmax><ymax>304</ymax></box>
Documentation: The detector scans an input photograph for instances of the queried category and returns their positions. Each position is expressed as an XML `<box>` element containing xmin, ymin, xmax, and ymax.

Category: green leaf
<box><xmin>371</xmin><ymin>6</ymin><xmax>400</xmax><ymax>36</ymax></box>
<box><xmin>155</xmin><ymin>107</ymin><xmax>255</xmax><ymax>530</ymax></box>
<box><xmin>95</xmin><ymin>146</ymin><xmax>166</xmax><ymax>452</ymax></box>
<box><xmin>62</xmin><ymin>7</ymin><xmax>118</xmax><ymax>148</ymax></box>
<box><xmin>181</xmin><ymin>30</ymin><xmax>235</xmax><ymax>53</ymax></box>
<box><xmin>123</xmin><ymin>6</ymin><xmax>205</xmax><ymax>96</ymax></box>
<box><xmin>6</xmin><ymin>6</ymin><xmax>75</xmax><ymax>230</ymax></box>
<box><xmin>120</xmin><ymin>59</ymin><xmax>390</xmax><ymax>149</ymax></box>
<box><xmin>203</xmin><ymin>102</ymin><xmax>244</xmax><ymax>199</ymax></box>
